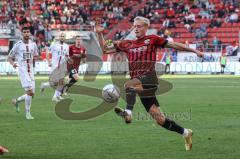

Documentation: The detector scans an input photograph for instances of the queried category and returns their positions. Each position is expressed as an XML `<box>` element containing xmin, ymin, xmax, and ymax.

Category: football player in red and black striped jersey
<box><xmin>96</xmin><ymin>16</ymin><xmax>203</xmax><ymax>151</ymax></box>
<box><xmin>62</xmin><ymin>35</ymin><xmax>87</xmax><ymax>95</ymax></box>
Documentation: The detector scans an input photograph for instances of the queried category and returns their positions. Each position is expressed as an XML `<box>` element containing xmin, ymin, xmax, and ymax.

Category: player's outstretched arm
<box><xmin>166</xmin><ymin>41</ymin><xmax>203</xmax><ymax>57</ymax></box>
<box><xmin>95</xmin><ymin>25</ymin><xmax>116</xmax><ymax>54</ymax></box>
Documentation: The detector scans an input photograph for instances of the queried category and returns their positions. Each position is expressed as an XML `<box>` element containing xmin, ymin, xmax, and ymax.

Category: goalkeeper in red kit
<box><xmin>96</xmin><ymin>16</ymin><xmax>203</xmax><ymax>151</ymax></box>
<box><xmin>62</xmin><ymin>35</ymin><xmax>87</xmax><ymax>94</ymax></box>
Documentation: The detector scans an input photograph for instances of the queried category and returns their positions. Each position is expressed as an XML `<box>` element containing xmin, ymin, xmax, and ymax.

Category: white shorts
<box><xmin>19</xmin><ymin>70</ymin><xmax>35</xmax><ymax>93</ymax></box>
<box><xmin>50</xmin><ymin>62</ymin><xmax>67</xmax><ymax>83</ymax></box>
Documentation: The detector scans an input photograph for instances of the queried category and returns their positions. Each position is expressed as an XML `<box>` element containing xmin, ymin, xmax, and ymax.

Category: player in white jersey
<box><xmin>8</xmin><ymin>27</ymin><xmax>39</xmax><ymax>120</ymax></box>
<box><xmin>40</xmin><ymin>32</ymin><xmax>70</xmax><ymax>102</ymax></box>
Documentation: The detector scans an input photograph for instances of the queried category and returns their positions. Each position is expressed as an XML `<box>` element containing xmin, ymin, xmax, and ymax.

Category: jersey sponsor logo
<box><xmin>23</xmin><ymin>52</ymin><xmax>32</xmax><ymax>60</ymax></box>
<box><xmin>129</xmin><ymin>45</ymin><xmax>148</xmax><ymax>53</ymax></box>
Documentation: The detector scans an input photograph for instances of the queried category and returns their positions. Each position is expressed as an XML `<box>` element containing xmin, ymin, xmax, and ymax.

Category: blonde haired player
<box><xmin>40</xmin><ymin>32</ymin><xmax>70</xmax><ymax>102</ymax></box>
<box><xmin>96</xmin><ymin>16</ymin><xmax>203</xmax><ymax>151</ymax></box>
<box><xmin>9</xmin><ymin>26</ymin><xmax>39</xmax><ymax>120</ymax></box>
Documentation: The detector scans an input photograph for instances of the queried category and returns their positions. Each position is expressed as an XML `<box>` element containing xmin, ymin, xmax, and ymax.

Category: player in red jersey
<box><xmin>96</xmin><ymin>16</ymin><xmax>203</xmax><ymax>151</ymax></box>
<box><xmin>62</xmin><ymin>35</ymin><xmax>86</xmax><ymax>94</ymax></box>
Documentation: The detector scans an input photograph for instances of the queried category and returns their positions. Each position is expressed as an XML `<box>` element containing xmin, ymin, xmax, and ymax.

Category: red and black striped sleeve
<box><xmin>152</xmin><ymin>35</ymin><xmax>168</xmax><ymax>48</ymax></box>
<box><xmin>114</xmin><ymin>40</ymin><xmax>132</xmax><ymax>52</ymax></box>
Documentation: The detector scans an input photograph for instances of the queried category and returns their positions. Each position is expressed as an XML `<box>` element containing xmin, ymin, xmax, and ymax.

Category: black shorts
<box><xmin>68</xmin><ymin>68</ymin><xmax>78</xmax><ymax>78</ymax></box>
<box><xmin>221</xmin><ymin>64</ymin><xmax>225</xmax><ymax>68</ymax></box>
<box><xmin>137</xmin><ymin>71</ymin><xmax>159</xmax><ymax>111</ymax></box>
<box><xmin>137</xmin><ymin>71</ymin><xmax>159</xmax><ymax>90</ymax></box>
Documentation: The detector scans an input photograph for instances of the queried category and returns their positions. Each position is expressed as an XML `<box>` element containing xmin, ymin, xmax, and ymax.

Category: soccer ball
<box><xmin>102</xmin><ymin>84</ymin><xmax>120</xmax><ymax>103</ymax></box>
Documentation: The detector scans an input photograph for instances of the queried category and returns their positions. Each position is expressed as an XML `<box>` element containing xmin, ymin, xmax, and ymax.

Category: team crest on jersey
<box><xmin>144</xmin><ymin>39</ymin><xmax>150</xmax><ymax>44</ymax></box>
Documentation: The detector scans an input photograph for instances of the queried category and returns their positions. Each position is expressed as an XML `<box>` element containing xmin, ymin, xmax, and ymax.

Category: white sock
<box><xmin>53</xmin><ymin>90</ymin><xmax>61</xmax><ymax>98</ymax></box>
<box><xmin>57</xmin><ymin>90</ymin><xmax>62</xmax><ymax>97</ymax></box>
<box><xmin>25</xmin><ymin>95</ymin><xmax>32</xmax><ymax>115</ymax></box>
<box><xmin>183</xmin><ymin>128</ymin><xmax>189</xmax><ymax>137</ymax></box>
<box><xmin>43</xmin><ymin>82</ymin><xmax>50</xmax><ymax>88</ymax></box>
<box><xmin>17</xmin><ymin>94</ymin><xmax>27</xmax><ymax>102</ymax></box>
<box><xmin>125</xmin><ymin>109</ymin><xmax>132</xmax><ymax>116</ymax></box>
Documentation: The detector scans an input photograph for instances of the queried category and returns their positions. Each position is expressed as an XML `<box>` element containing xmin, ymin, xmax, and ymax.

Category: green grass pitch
<box><xmin>0</xmin><ymin>75</ymin><xmax>240</xmax><ymax>159</ymax></box>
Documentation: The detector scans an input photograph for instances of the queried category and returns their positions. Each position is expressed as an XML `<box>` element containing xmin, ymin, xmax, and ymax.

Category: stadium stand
<box><xmin>0</xmin><ymin>0</ymin><xmax>239</xmax><ymax>57</ymax></box>
<box><xmin>135</xmin><ymin>0</ymin><xmax>240</xmax><ymax>47</ymax></box>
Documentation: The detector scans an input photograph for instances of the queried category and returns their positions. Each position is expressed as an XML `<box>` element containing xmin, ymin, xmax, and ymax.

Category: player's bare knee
<box><xmin>74</xmin><ymin>76</ymin><xmax>79</xmax><ymax>81</ymax></box>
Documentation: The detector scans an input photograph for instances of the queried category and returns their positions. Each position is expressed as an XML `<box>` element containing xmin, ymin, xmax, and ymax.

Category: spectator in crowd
<box><xmin>209</xmin><ymin>18</ymin><xmax>222</xmax><ymax>28</ymax></box>
<box><xmin>203</xmin><ymin>39</ymin><xmax>209</xmax><ymax>52</ymax></box>
<box><xmin>229</xmin><ymin>11</ymin><xmax>238</xmax><ymax>23</ymax></box>
<box><xmin>199</xmin><ymin>8</ymin><xmax>212</xmax><ymax>19</ymax></box>
<box><xmin>114</xmin><ymin>30</ymin><xmax>123</xmax><ymax>40</ymax></box>
<box><xmin>150</xmin><ymin>12</ymin><xmax>161</xmax><ymax>23</ymax></box>
<box><xmin>212</xmin><ymin>37</ymin><xmax>220</xmax><ymax>52</ymax></box>
<box><xmin>216</xmin><ymin>2</ymin><xmax>226</xmax><ymax>18</ymax></box>
<box><xmin>44</xmin><ymin>25</ymin><xmax>53</xmax><ymax>43</ymax></box>
<box><xmin>198</xmin><ymin>0</ymin><xmax>209</xmax><ymax>9</ymax></box>
<box><xmin>195</xmin><ymin>24</ymin><xmax>207</xmax><ymax>39</ymax></box>
<box><xmin>207</xmin><ymin>2</ymin><xmax>215</xmax><ymax>14</ymax></box>
<box><xmin>182</xmin><ymin>4</ymin><xmax>190</xmax><ymax>14</ymax></box>
<box><xmin>227</xmin><ymin>2</ymin><xmax>235</xmax><ymax>13</ymax></box>
<box><xmin>162</xmin><ymin>18</ymin><xmax>170</xmax><ymax>28</ymax></box>
<box><xmin>162</xmin><ymin>18</ymin><xmax>175</xmax><ymax>28</ymax></box>
<box><xmin>114</xmin><ymin>28</ymin><xmax>131</xmax><ymax>40</ymax></box>
<box><xmin>43</xmin><ymin>10</ymin><xmax>51</xmax><ymax>21</ymax></box>
<box><xmin>113</xmin><ymin>6</ymin><xmax>124</xmax><ymax>20</ymax></box>
<box><xmin>184</xmin><ymin>12</ymin><xmax>196</xmax><ymax>25</ymax></box>
<box><xmin>166</xmin><ymin>7</ymin><xmax>175</xmax><ymax>18</ymax></box>
<box><xmin>102</xmin><ymin>19</ymin><xmax>110</xmax><ymax>29</ymax></box>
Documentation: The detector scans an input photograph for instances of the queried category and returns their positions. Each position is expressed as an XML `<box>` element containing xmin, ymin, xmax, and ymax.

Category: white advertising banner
<box><xmin>170</xmin><ymin>62</ymin><xmax>240</xmax><ymax>73</ymax></box>
<box><xmin>0</xmin><ymin>62</ymin><xmax>240</xmax><ymax>74</ymax></box>
<box><xmin>177</xmin><ymin>52</ymin><xmax>222</xmax><ymax>62</ymax></box>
